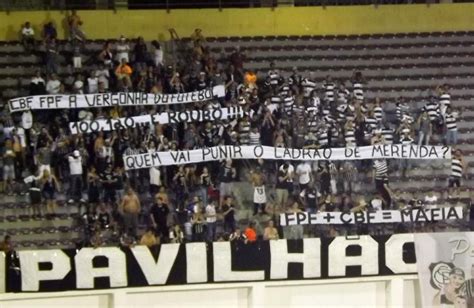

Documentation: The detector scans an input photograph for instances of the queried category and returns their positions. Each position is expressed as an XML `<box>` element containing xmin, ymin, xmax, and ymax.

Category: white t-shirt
<box><xmin>116</xmin><ymin>43</ymin><xmax>130</xmax><ymax>62</ymax></box>
<box><xmin>74</xmin><ymin>80</ymin><xmax>84</xmax><ymax>94</ymax></box>
<box><xmin>371</xmin><ymin>199</ymin><xmax>383</xmax><ymax>211</ymax></box>
<box><xmin>21</xmin><ymin>111</ymin><xmax>33</xmax><ymax>129</ymax></box>
<box><xmin>154</xmin><ymin>49</ymin><xmax>163</xmax><ymax>66</ymax></box>
<box><xmin>279</xmin><ymin>164</ymin><xmax>294</xmax><ymax>184</ymax></box>
<box><xmin>68</xmin><ymin>156</ymin><xmax>83</xmax><ymax>175</ymax></box>
<box><xmin>424</xmin><ymin>195</ymin><xmax>438</xmax><ymax>209</ymax></box>
<box><xmin>22</xmin><ymin>27</ymin><xmax>34</xmax><ymax>36</ymax></box>
<box><xmin>205</xmin><ymin>204</ymin><xmax>217</xmax><ymax>223</ymax></box>
<box><xmin>46</xmin><ymin>80</ymin><xmax>61</xmax><ymax>94</ymax></box>
<box><xmin>16</xmin><ymin>127</ymin><xmax>26</xmax><ymax>148</ymax></box>
<box><xmin>149</xmin><ymin>167</ymin><xmax>161</xmax><ymax>186</ymax></box>
<box><xmin>87</xmin><ymin>77</ymin><xmax>98</xmax><ymax>93</ymax></box>
<box><xmin>296</xmin><ymin>163</ymin><xmax>312</xmax><ymax>185</ymax></box>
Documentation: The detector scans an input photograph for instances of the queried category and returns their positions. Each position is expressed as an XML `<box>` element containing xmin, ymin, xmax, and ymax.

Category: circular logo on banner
<box><xmin>430</xmin><ymin>262</ymin><xmax>455</xmax><ymax>290</ymax></box>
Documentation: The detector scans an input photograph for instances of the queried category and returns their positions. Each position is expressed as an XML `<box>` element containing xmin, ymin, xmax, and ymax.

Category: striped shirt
<box><xmin>374</xmin><ymin>160</ymin><xmax>388</xmax><ymax>180</ymax></box>
<box><xmin>373</xmin><ymin>106</ymin><xmax>383</xmax><ymax>123</ymax></box>
<box><xmin>344</xmin><ymin>127</ymin><xmax>356</xmax><ymax>145</ymax></box>
<box><xmin>302</xmin><ymin>79</ymin><xmax>317</xmax><ymax>98</ymax></box>
<box><xmin>239</xmin><ymin>121</ymin><xmax>251</xmax><ymax>145</ymax></box>
<box><xmin>353</xmin><ymin>82</ymin><xmax>364</xmax><ymax>101</ymax></box>
<box><xmin>423</xmin><ymin>102</ymin><xmax>441</xmax><ymax>122</ymax></box>
<box><xmin>268</xmin><ymin>71</ymin><xmax>280</xmax><ymax>86</ymax></box>
<box><xmin>283</xmin><ymin>96</ymin><xmax>294</xmax><ymax>114</ymax></box>
<box><xmin>365</xmin><ymin>116</ymin><xmax>378</xmax><ymax>131</ymax></box>
<box><xmin>279</xmin><ymin>84</ymin><xmax>290</xmax><ymax>97</ymax></box>
<box><xmin>249</xmin><ymin>131</ymin><xmax>261</xmax><ymax>145</ymax></box>
<box><xmin>337</xmin><ymin>88</ymin><xmax>350</xmax><ymax>103</ymax></box>
<box><xmin>445</xmin><ymin>112</ymin><xmax>457</xmax><ymax>131</ymax></box>
<box><xmin>439</xmin><ymin>93</ymin><xmax>451</xmax><ymax>107</ymax></box>
<box><xmin>270</xmin><ymin>95</ymin><xmax>282</xmax><ymax>105</ymax></box>
<box><xmin>317</xmin><ymin>128</ymin><xmax>329</xmax><ymax>146</ymax></box>
<box><xmin>381</xmin><ymin>128</ymin><xmax>394</xmax><ymax>144</ymax></box>
<box><xmin>451</xmin><ymin>157</ymin><xmax>463</xmax><ymax>178</ymax></box>
<box><xmin>324</xmin><ymin>82</ymin><xmax>336</xmax><ymax>103</ymax></box>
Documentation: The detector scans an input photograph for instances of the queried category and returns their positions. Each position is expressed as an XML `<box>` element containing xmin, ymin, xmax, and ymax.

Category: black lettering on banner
<box><xmin>178</xmin><ymin>111</ymin><xmax>190</xmax><ymax>122</ymax></box>
<box><xmin>162</xmin><ymin>94</ymin><xmax>169</xmax><ymax>104</ymax></box>
<box><xmin>391</xmin><ymin>145</ymin><xmax>399</xmax><ymax>158</ymax></box>
<box><xmin>113</xmin><ymin>120</ymin><xmax>124</xmax><ymax>131</ymax></box>
<box><xmin>168</xmin><ymin>111</ymin><xmax>177</xmax><ymax>124</ymax></box>
<box><xmin>340</xmin><ymin>212</ymin><xmax>353</xmax><ymax>224</ymax></box>
<box><xmin>372</xmin><ymin>145</ymin><xmax>383</xmax><ymax>157</ymax></box>
<box><xmin>126</xmin><ymin>157</ymin><xmax>136</xmax><ymax>169</ymax></box>
<box><xmin>285</xmin><ymin>213</ymin><xmax>295</xmax><ymax>226</ymax></box>
<box><xmin>442</xmin><ymin>146</ymin><xmax>450</xmax><ymax>158</ymax></box>
<box><xmin>428</xmin><ymin>146</ymin><xmax>439</xmax><ymax>158</ymax></box>
<box><xmin>354</xmin><ymin>147</ymin><xmax>360</xmax><ymax>158</ymax></box>
<box><xmin>309</xmin><ymin>213</ymin><xmax>318</xmax><ymax>224</ymax></box>
<box><xmin>198</xmin><ymin>91</ymin><xmax>205</xmax><ymax>101</ymax></box>
<box><xmin>400</xmin><ymin>209</ymin><xmax>413</xmax><ymax>222</ymax></box>
<box><xmin>414</xmin><ymin>209</ymin><xmax>429</xmax><ymax>222</ymax></box>
<box><xmin>296</xmin><ymin>212</ymin><xmax>307</xmax><ymax>225</ymax></box>
<box><xmin>151</xmin><ymin>152</ymin><xmax>162</xmax><ymax>165</ymax></box>
<box><xmin>191</xmin><ymin>93</ymin><xmax>197</xmax><ymax>101</ymax></box>
<box><xmin>69</xmin><ymin>96</ymin><xmax>77</xmax><ymax>108</ymax></box>
<box><xmin>69</xmin><ymin>122</ymin><xmax>78</xmax><ymax>134</ymax></box>
<box><xmin>84</xmin><ymin>94</ymin><xmax>94</xmax><ymax>107</ymax></box>
<box><xmin>233</xmin><ymin>146</ymin><xmax>242</xmax><ymax>158</ymax></box>
<box><xmin>89</xmin><ymin>121</ymin><xmax>100</xmax><ymax>132</ymax></box>
<box><xmin>323</xmin><ymin>148</ymin><xmax>332</xmax><ymax>159</ymax></box>
<box><xmin>79</xmin><ymin>122</ymin><xmax>89</xmax><ymax>133</ymax></box>
<box><xmin>446</xmin><ymin>207</ymin><xmax>460</xmax><ymax>220</ymax></box>
<box><xmin>354</xmin><ymin>212</ymin><xmax>366</xmax><ymax>223</ymax></box>
<box><xmin>202</xmin><ymin>109</ymin><xmax>210</xmax><ymax>121</ymax></box>
<box><xmin>124</xmin><ymin>117</ymin><xmax>135</xmax><ymax>128</ymax></box>
<box><xmin>211</xmin><ymin>108</ymin><xmax>222</xmax><ymax>121</ymax></box>
<box><xmin>154</xmin><ymin>94</ymin><xmax>161</xmax><ymax>104</ymax></box>
<box><xmin>345</xmin><ymin>148</ymin><xmax>354</xmax><ymax>158</ymax></box>
<box><xmin>253</xmin><ymin>145</ymin><xmax>264</xmax><ymax>158</ymax></box>
<box><xmin>205</xmin><ymin>88</ymin><xmax>212</xmax><ymax>99</ymax></box>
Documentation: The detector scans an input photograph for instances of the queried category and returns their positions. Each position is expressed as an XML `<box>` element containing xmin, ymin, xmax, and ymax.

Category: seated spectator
<box><xmin>115</xmin><ymin>58</ymin><xmax>133</xmax><ymax>88</ymax></box>
<box><xmin>263</xmin><ymin>220</ymin><xmax>279</xmax><ymax>240</ymax></box>
<box><xmin>169</xmin><ymin>224</ymin><xmax>184</xmax><ymax>244</ymax></box>
<box><xmin>229</xmin><ymin>227</ymin><xmax>247</xmax><ymax>243</ymax></box>
<box><xmin>140</xmin><ymin>227</ymin><xmax>158</xmax><ymax>247</ymax></box>
<box><xmin>21</xmin><ymin>22</ymin><xmax>35</xmax><ymax>52</ymax></box>
<box><xmin>42</xmin><ymin>22</ymin><xmax>57</xmax><ymax>40</ymax></box>
<box><xmin>0</xmin><ymin>235</ymin><xmax>13</xmax><ymax>252</ymax></box>
<box><xmin>46</xmin><ymin>74</ymin><xmax>61</xmax><ymax>94</ymax></box>
<box><xmin>244</xmin><ymin>221</ymin><xmax>257</xmax><ymax>243</ymax></box>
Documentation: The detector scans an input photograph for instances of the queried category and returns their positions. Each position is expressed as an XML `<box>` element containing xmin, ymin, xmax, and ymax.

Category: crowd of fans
<box><xmin>0</xmin><ymin>14</ymin><xmax>468</xmax><ymax>250</ymax></box>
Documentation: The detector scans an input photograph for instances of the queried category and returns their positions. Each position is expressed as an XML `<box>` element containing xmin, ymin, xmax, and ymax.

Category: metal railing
<box><xmin>0</xmin><ymin>0</ymin><xmax>472</xmax><ymax>12</ymax></box>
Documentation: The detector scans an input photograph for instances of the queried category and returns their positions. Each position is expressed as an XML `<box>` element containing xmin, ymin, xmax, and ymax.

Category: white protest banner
<box><xmin>415</xmin><ymin>232</ymin><xmax>474</xmax><ymax>308</ymax></box>
<box><xmin>9</xmin><ymin>85</ymin><xmax>226</xmax><ymax>112</ymax></box>
<box><xmin>69</xmin><ymin>106</ymin><xmax>244</xmax><ymax>134</ymax></box>
<box><xmin>123</xmin><ymin>144</ymin><xmax>451</xmax><ymax>170</ymax></box>
<box><xmin>280</xmin><ymin>207</ymin><xmax>463</xmax><ymax>226</ymax></box>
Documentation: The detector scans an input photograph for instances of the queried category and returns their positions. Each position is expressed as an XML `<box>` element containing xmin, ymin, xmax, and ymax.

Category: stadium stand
<box><xmin>0</xmin><ymin>15</ymin><xmax>472</xmax><ymax>250</ymax></box>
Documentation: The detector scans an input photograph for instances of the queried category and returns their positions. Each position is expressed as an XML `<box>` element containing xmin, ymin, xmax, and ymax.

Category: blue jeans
<box><xmin>206</xmin><ymin>222</ymin><xmax>216</xmax><ymax>242</ymax></box>
<box><xmin>446</xmin><ymin>130</ymin><xmax>458</xmax><ymax>145</ymax></box>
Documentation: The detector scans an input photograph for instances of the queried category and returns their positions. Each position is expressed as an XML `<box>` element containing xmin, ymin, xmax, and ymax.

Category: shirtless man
<box><xmin>250</xmin><ymin>167</ymin><xmax>266</xmax><ymax>215</ymax></box>
<box><xmin>120</xmin><ymin>187</ymin><xmax>141</xmax><ymax>238</ymax></box>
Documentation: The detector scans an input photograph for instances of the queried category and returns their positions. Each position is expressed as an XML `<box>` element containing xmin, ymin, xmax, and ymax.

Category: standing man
<box><xmin>296</xmin><ymin>161</ymin><xmax>312</xmax><ymax>191</ymax></box>
<box><xmin>373</xmin><ymin>159</ymin><xmax>392</xmax><ymax>209</ymax></box>
<box><xmin>68</xmin><ymin>150</ymin><xmax>83</xmax><ymax>204</ymax></box>
<box><xmin>250</xmin><ymin>167</ymin><xmax>267</xmax><ymax>215</ymax></box>
<box><xmin>150</xmin><ymin>196</ymin><xmax>169</xmax><ymax>240</ymax></box>
<box><xmin>205</xmin><ymin>199</ymin><xmax>217</xmax><ymax>242</ymax></box>
<box><xmin>119</xmin><ymin>187</ymin><xmax>141</xmax><ymax>239</ymax></box>
<box><xmin>448</xmin><ymin>149</ymin><xmax>466</xmax><ymax>199</ymax></box>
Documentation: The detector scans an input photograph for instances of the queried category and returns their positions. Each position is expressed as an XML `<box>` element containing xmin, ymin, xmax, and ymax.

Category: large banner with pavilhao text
<box><xmin>1</xmin><ymin>235</ymin><xmax>417</xmax><ymax>293</ymax></box>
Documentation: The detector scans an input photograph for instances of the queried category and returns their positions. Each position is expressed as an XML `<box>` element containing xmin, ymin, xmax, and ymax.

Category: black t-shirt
<box><xmin>276</xmin><ymin>170</ymin><xmax>287</xmax><ymax>190</ymax></box>
<box><xmin>100</xmin><ymin>170</ymin><xmax>117</xmax><ymax>190</ymax></box>
<box><xmin>222</xmin><ymin>203</ymin><xmax>235</xmax><ymax>222</ymax></box>
<box><xmin>150</xmin><ymin>204</ymin><xmax>170</xmax><ymax>226</ymax></box>
<box><xmin>97</xmin><ymin>212</ymin><xmax>111</xmax><ymax>229</ymax></box>
<box><xmin>303</xmin><ymin>188</ymin><xmax>318</xmax><ymax>209</ymax></box>
<box><xmin>219</xmin><ymin>165</ymin><xmax>234</xmax><ymax>183</ymax></box>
